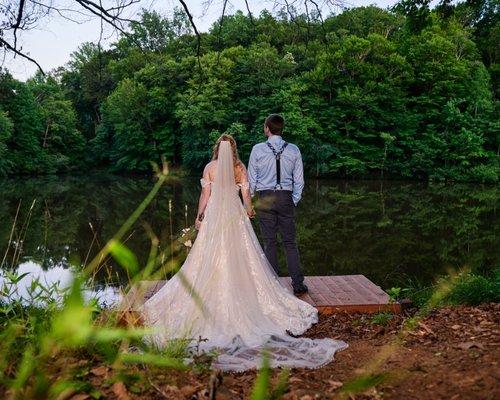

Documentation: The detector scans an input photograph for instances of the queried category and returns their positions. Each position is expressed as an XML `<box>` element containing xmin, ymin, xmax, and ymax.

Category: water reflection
<box><xmin>0</xmin><ymin>260</ymin><xmax>121</xmax><ymax>307</ymax></box>
<box><xmin>0</xmin><ymin>174</ymin><xmax>498</xmax><ymax>293</ymax></box>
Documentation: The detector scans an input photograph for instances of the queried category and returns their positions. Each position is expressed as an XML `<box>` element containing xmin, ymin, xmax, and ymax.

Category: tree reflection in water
<box><xmin>0</xmin><ymin>174</ymin><xmax>497</xmax><ymax>293</ymax></box>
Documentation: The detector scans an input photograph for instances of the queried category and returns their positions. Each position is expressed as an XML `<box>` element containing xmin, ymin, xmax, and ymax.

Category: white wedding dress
<box><xmin>140</xmin><ymin>141</ymin><xmax>348</xmax><ymax>371</ymax></box>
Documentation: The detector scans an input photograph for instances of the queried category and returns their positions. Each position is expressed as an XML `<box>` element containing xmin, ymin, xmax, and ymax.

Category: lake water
<box><xmin>0</xmin><ymin>174</ymin><xmax>498</xmax><ymax>304</ymax></box>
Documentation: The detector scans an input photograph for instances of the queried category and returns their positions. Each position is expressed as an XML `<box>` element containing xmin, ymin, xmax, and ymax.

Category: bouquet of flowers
<box><xmin>178</xmin><ymin>226</ymin><xmax>198</xmax><ymax>249</ymax></box>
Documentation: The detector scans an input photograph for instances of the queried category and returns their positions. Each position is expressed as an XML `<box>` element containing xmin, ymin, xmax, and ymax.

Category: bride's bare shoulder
<box><xmin>204</xmin><ymin>160</ymin><xmax>217</xmax><ymax>172</ymax></box>
<box><xmin>203</xmin><ymin>160</ymin><xmax>217</xmax><ymax>180</ymax></box>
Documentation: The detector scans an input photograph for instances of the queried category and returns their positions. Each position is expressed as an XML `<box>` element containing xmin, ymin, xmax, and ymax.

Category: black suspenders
<box><xmin>266</xmin><ymin>141</ymin><xmax>288</xmax><ymax>190</ymax></box>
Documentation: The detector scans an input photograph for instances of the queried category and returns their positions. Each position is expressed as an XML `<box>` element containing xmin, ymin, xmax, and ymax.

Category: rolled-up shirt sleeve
<box><xmin>292</xmin><ymin>148</ymin><xmax>304</xmax><ymax>205</ymax></box>
<box><xmin>248</xmin><ymin>146</ymin><xmax>258</xmax><ymax>196</ymax></box>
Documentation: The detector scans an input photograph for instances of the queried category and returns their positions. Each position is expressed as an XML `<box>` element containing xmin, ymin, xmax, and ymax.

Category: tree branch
<box><xmin>307</xmin><ymin>0</ymin><xmax>327</xmax><ymax>43</ymax></box>
<box><xmin>12</xmin><ymin>0</ymin><xmax>27</xmax><ymax>48</ymax></box>
<box><xmin>244</xmin><ymin>0</ymin><xmax>255</xmax><ymax>26</ymax></box>
<box><xmin>177</xmin><ymin>0</ymin><xmax>203</xmax><ymax>72</ymax></box>
<box><xmin>0</xmin><ymin>37</ymin><xmax>45</xmax><ymax>74</ymax></box>
<box><xmin>216</xmin><ymin>0</ymin><xmax>228</xmax><ymax>65</ymax></box>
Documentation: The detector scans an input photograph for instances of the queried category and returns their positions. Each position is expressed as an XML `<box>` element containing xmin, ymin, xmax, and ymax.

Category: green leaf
<box><xmin>251</xmin><ymin>350</ymin><xmax>271</xmax><ymax>400</ymax></box>
<box><xmin>120</xmin><ymin>352</ymin><xmax>187</xmax><ymax>370</ymax></box>
<box><xmin>108</xmin><ymin>239</ymin><xmax>139</xmax><ymax>275</ymax></box>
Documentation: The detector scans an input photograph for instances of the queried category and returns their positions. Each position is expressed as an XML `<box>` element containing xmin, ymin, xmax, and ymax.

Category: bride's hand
<box><xmin>195</xmin><ymin>214</ymin><xmax>203</xmax><ymax>230</ymax></box>
<box><xmin>195</xmin><ymin>218</ymin><xmax>202</xmax><ymax>230</ymax></box>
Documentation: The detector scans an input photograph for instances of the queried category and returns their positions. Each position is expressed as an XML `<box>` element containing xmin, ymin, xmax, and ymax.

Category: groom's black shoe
<box><xmin>293</xmin><ymin>283</ymin><xmax>308</xmax><ymax>295</ymax></box>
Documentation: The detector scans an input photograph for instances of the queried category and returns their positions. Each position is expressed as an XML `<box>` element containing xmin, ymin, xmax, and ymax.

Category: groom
<box><xmin>248</xmin><ymin>114</ymin><xmax>308</xmax><ymax>295</ymax></box>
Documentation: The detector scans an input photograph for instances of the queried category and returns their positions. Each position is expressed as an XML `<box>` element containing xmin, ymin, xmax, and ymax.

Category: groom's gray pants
<box><xmin>256</xmin><ymin>190</ymin><xmax>305</xmax><ymax>287</ymax></box>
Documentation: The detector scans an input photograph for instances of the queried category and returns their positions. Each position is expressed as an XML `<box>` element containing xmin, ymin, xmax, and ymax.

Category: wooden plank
<box><xmin>122</xmin><ymin>275</ymin><xmax>401</xmax><ymax>314</ymax></box>
<box><xmin>313</xmin><ymin>277</ymin><xmax>336</xmax><ymax>305</ymax></box>
<box><xmin>321</xmin><ymin>279</ymin><xmax>343</xmax><ymax>305</ymax></box>
<box><xmin>339</xmin><ymin>275</ymin><xmax>381</xmax><ymax>303</ymax></box>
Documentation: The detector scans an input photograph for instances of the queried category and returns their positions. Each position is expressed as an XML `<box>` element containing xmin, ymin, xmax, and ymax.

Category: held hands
<box><xmin>246</xmin><ymin>205</ymin><xmax>256</xmax><ymax>219</ymax></box>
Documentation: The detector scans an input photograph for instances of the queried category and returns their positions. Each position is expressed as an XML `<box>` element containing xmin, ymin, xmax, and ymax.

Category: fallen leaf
<box><xmin>418</xmin><ymin>322</ymin><xmax>434</xmax><ymax>335</ymax></box>
<box><xmin>451</xmin><ymin>324</ymin><xmax>461</xmax><ymax>330</ymax></box>
<box><xmin>456</xmin><ymin>342</ymin><xmax>485</xmax><ymax>350</ymax></box>
<box><xmin>90</xmin><ymin>366</ymin><xmax>108</xmax><ymax>376</ymax></box>
<box><xmin>163</xmin><ymin>385</ymin><xmax>182</xmax><ymax>396</ymax></box>
<box><xmin>70</xmin><ymin>395</ymin><xmax>90</xmax><ymax>400</ymax></box>
<box><xmin>289</xmin><ymin>377</ymin><xmax>303</xmax><ymax>384</ymax></box>
<box><xmin>56</xmin><ymin>389</ymin><xmax>76</xmax><ymax>400</ymax></box>
<box><xmin>328</xmin><ymin>380</ymin><xmax>343</xmax><ymax>391</ymax></box>
<box><xmin>112</xmin><ymin>381</ymin><xmax>130</xmax><ymax>400</ymax></box>
<box><xmin>181</xmin><ymin>385</ymin><xmax>198</xmax><ymax>397</ymax></box>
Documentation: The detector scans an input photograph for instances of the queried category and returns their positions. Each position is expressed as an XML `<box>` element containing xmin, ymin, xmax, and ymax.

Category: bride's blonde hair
<box><xmin>212</xmin><ymin>134</ymin><xmax>243</xmax><ymax>170</ymax></box>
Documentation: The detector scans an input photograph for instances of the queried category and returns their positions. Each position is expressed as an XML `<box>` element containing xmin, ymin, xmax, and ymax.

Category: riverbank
<box><xmin>2</xmin><ymin>302</ymin><xmax>497</xmax><ymax>400</ymax></box>
<box><xmin>103</xmin><ymin>302</ymin><xmax>500</xmax><ymax>400</ymax></box>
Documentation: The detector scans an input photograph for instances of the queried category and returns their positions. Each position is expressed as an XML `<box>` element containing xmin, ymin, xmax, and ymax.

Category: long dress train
<box><xmin>140</xmin><ymin>141</ymin><xmax>348</xmax><ymax>372</ymax></box>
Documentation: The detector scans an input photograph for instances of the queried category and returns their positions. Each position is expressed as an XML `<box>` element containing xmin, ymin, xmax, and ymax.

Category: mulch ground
<box><xmin>9</xmin><ymin>303</ymin><xmax>499</xmax><ymax>400</ymax></box>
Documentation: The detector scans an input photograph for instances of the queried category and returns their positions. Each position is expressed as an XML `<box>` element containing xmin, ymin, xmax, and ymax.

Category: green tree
<box><xmin>27</xmin><ymin>73</ymin><xmax>86</xmax><ymax>172</ymax></box>
<box><xmin>0</xmin><ymin>110</ymin><xmax>13</xmax><ymax>175</ymax></box>
<box><xmin>175</xmin><ymin>51</ymin><xmax>235</xmax><ymax>169</ymax></box>
<box><xmin>101</xmin><ymin>78</ymin><xmax>165</xmax><ymax>171</ymax></box>
<box><xmin>0</xmin><ymin>71</ymin><xmax>44</xmax><ymax>173</ymax></box>
<box><xmin>400</xmin><ymin>20</ymin><xmax>497</xmax><ymax>181</ymax></box>
<box><xmin>62</xmin><ymin>42</ymin><xmax>115</xmax><ymax>140</ymax></box>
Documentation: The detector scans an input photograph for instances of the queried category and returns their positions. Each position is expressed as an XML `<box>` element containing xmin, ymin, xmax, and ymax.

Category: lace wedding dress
<box><xmin>140</xmin><ymin>141</ymin><xmax>348</xmax><ymax>371</ymax></box>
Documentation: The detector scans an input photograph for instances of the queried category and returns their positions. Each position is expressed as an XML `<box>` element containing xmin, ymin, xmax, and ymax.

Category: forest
<box><xmin>0</xmin><ymin>0</ymin><xmax>498</xmax><ymax>182</ymax></box>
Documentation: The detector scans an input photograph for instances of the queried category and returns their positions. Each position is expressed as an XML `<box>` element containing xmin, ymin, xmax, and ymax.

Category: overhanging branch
<box><xmin>177</xmin><ymin>0</ymin><xmax>203</xmax><ymax>72</ymax></box>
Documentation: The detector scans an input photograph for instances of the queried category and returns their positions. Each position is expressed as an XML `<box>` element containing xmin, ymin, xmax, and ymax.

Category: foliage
<box><xmin>0</xmin><ymin>2</ymin><xmax>498</xmax><ymax>182</ymax></box>
<box><xmin>403</xmin><ymin>268</ymin><xmax>500</xmax><ymax>307</ymax></box>
<box><xmin>27</xmin><ymin>73</ymin><xmax>86</xmax><ymax>172</ymax></box>
<box><xmin>0</xmin><ymin>110</ymin><xmax>14</xmax><ymax>175</ymax></box>
<box><xmin>370</xmin><ymin>312</ymin><xmax>394</xmax><ymax>326</ymax></box>
<box><xmin>250</xmin><ymin>352</ymin><xmax>290</xmax><ymax>400</ymax></box>
<box><xmin>386</xmin><ymin>287</ymin><xmax>404</xmax><ymax>302</ymax></box>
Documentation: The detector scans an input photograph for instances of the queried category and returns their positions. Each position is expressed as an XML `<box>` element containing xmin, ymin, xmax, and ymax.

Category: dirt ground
<box><xmin>209</xmin><ymin>302</ymin><xmax>500</xmax><ymax>400</ymax></box>
<box><xmin>19</xmin><ymin>302</ymin><xmax>499</xmax><ymax>400</ymax></box>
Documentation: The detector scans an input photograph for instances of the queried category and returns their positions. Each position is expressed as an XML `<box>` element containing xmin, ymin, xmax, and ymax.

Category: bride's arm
<box><xmin>238</xmin><ymin>163</ymin><xmax>256</xmax><ymax>218</ymax></box>
<box><xmin>195</xmin><ymin>163</ymin><xmax>212</xmax><ymax>229</ymax></box>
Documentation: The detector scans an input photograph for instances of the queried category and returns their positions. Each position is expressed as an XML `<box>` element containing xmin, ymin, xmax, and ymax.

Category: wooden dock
<box><xmin>122</xmin><ymin>275</ymin><xmax>401</xmax><ymax>314</ymax></box>
<box><xmin>280</xmin><ymin>275</ymin><xmax>401</xmax><ymax>313</ymax></box>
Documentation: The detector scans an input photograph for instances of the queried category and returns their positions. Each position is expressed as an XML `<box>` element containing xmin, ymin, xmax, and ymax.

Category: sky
<box><xmin>2</xmin><ymin>0</ymin><xmax>397</xmax><ymax>82</ymax></box>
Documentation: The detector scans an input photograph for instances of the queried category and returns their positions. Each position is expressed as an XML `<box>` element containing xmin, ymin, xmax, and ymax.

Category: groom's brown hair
<box><xmin>265</xmin><ymin>114</ymin><xmax>284</xmax><ymax>135</ymax></box>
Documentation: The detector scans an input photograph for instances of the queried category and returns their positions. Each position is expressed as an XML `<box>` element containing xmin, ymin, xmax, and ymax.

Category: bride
<box><xmin>140</xmin><ymin>134</ymin><xmax>348</xmax><ymax>372</ymax></box>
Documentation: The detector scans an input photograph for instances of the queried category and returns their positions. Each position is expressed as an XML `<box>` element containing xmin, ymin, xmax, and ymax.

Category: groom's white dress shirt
<box><xmin>248</xmin><ymin>135</ymin><xmax>305</xmax><ymax>205</ymax></box>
